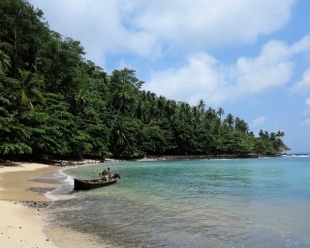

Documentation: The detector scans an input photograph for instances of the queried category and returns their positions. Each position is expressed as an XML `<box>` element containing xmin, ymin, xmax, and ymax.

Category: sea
<box><xmin>45</xmin><ymin>155</ymin><xmax>310</xmax><ymax>248</ymax></box>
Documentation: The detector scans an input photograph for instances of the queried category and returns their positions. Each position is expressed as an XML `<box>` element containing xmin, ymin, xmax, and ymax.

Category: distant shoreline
<box><xmin>1</xmin><ymin>153</ymin><xmax>307</xmax><ymax>247</ymax></box>
<box><xmin>0</xmin><ymin>153</ymin><xmax>290</xmax><ymax>168</ymax></box>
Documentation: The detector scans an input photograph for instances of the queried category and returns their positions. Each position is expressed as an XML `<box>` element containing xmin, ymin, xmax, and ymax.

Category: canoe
<box><xmin>74</xmin><ymin>178</ymin><xmax>118</xmax><ymax>190</ymax></box>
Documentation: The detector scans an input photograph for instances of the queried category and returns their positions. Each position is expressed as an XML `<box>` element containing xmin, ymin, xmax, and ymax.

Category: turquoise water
<box><xmin>47</xmin><ymin>156</ymin><xmax>310</xmax><ymax>247</ymax></box>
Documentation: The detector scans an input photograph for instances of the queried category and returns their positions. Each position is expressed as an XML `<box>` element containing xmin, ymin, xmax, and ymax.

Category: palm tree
<box><xmin>197</xmin><ymin>99</ymin><xmax>205</xmax><ymax>113</ymax></box>
<box><xmin>74</xmin><ymin>88</ymin><xmax>89</xmax><ymax>124</ymax></box>
<box><xmin>276</xmin><ymin>130</ymin><xmax>285</xmax><ymax>153</ymax></box>
<box><xmin>255</xmin><ymin>139</ymin><xmax>265</xmax><ymax>154</ymax></box>
<box><xmin>108</xmin><ymin>86</ymin><xmax>131</xmax><ymax>139</ymax></box>
<box><xmin>217</xmin><ymin>107</ymin><xmax>224</xmax><ymax>123</ymax></box>
<box><xmin>74</xmin><ymin>88</ymin><xmax>88</xmax><ymax>113</ymax></box>
<box><xmin>0</xmin><ymin>71</ymin><xmax>45</xmax><ymax>137</ymax></box>
<box><xmin>276</xmin><ymin>130</ymin><xmax>285</xmax><ymax>141</ymax></box>
<box><xmin>206</xmin><ymin>107</ymin><xmax>217</xmax><ymax>121</ymax></box>
<box><xmin>259</xmin><ymin>130</ymin><xmax>264</xmax><ymax>138</ymax></box>
<box><xmin>118</xmin><ymin>89</ymin><xmax>131</xmax><ymax>114</ymax></box>
<box><xmin>0</xmin><ymin>42</ymin><xmax>11</xmax><ymax>74</ymax></box>
<box><xmin>235</xmin><ymin>117</ymin><xmax>249</xmax><ymax>133</ymax></box>
<box><xmin>136</xmin><ymin>123</ymin><xmax>145</xmax><ymax>143</ymax></box>
<box><xmin>116</xmin><ymin>130</ymin><xmax>126</xmax><ymax>146</ymax></box>
<box><xmin>224</xmin><ymin>113</ymin><xmax>234</xmax><ymax>130</ymax></box>
<box><xmin>165</xmin><ymin>100</ymin><xmax>177</xmax><ymax>121</ymax></box>
<box><xmin>16</xmin><ymin>71</ymin><xmax>45</xmax><ymax>113</ymax></box>
<box><xmin>157</xmin><ymin>96</ymin><xmax>167</xmax><ymax>118</ymax></box>
<box><xmin>113</xmin><ymin>129</ymin><xmax>126</xmax><ymax>154</ymax></box>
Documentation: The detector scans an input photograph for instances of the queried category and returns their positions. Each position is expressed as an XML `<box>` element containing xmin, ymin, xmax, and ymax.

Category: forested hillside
<box><xmin>0</xmin><ymin>0</ymin><xmax>290</xmax><ymax>160</ymax></box>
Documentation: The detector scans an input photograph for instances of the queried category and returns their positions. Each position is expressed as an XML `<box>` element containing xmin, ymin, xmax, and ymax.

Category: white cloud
<box><xmin>233</xmin><ymin>40</ymin><xmax>293</xmax><ymax>95</ymax></box>
<box><xmin>289</xmin><ymin>35</ymin><xmax>310</xmax><ymax>54</ymax></box>
<box><xmin>30</xmin><ymin>0</ymin><xmax>161</xmax><ymax>66</ymax></box>
<box><xmin>130</xmin><ymin>0</ymin><xmax>294</xmax><ymax>48</ymax></box>
<box><xmin>28</xmin><ymin>0</ymin><xmax>310</xmax><ymax>107</ymax></box>
<box><xmin>251</xmin><ymin>116</ymin><xmax>267</xmax><ymax>127</ymax></box>
<box><xmin>290</xmin><ymin>68</ymin><xmax>310</xmax><ymax>94</ymax></box>
<box><xmin>145</xmin><ymin>53</ymin><xmax>230</xmax><ymax>105</ymax></box>
<box><xmin>144</xmin><ymin>36</ymin><xmax>310</xmax><ymax>105</ymax></box>
<box><xmin>29</xmin><ymin>0</ymin><xmax>295</xmax><ymax>66</ymax></box>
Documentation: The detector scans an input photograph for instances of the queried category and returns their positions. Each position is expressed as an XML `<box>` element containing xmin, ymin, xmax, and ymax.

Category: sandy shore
<box><xmin>0</xmin><ymin>162</ymin><xmax>59</xmax><ymax>247</ymax></box>
<box><xmin>0</xmin><ymin>155</ymin><xmax>256</xmax><ymax>247</ymax></box>
<box><xmin>0</xmin><ymin>160</ymin><xmax>112</xmax><ymax>248</ymax></box>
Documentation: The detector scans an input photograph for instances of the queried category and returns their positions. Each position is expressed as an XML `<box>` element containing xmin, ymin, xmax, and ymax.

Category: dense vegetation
<box><xmin>0</xmin><ymin>0</ymin><xmax>290</xmax><ymax>160</ymax></box>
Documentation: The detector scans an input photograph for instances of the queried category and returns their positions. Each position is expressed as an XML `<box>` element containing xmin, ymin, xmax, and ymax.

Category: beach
<box><xmin>0</xmin><ymin>162</ymin><xmax>58</xmax><ymax>247</ymax></box>
<box><xmin>2</xmin><ymin>156</ymin><xmax>308</xmax><ymax>247</ymax></box>
<box><xmin>52</xmin><ymin>156</ymin><xmax>310</xmax><ymax>247</ymax></box>
<box><xmin>0</xmin><ymin>160</ymin><xmax>110</xmax><ymax>248</ymax></box>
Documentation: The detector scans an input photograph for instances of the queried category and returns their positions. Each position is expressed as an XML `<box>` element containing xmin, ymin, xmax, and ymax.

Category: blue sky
<box><xmin>28</xmin><ymin>0</ymin><xmax>310</xmax><ymax>153</ymax></box>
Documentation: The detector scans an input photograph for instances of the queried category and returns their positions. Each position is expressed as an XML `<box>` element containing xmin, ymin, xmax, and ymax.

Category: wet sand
<box><xmin>0</xmin><ymin>162</ymin><xmax>58</xmax><ymax>247</ymax></box>
<box><xmin>0</xmin><ymin>161</ymin><xmax>112</xmax><ymax>248</ymax></box>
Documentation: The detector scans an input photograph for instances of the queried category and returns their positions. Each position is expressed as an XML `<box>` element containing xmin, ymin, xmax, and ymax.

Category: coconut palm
<box><xmin>255</xmin><ymin>139</ymin><xmax>265</xmax><ymax>154</ymax></box>
<box><xmin>113</xmin><ymin>129</ymin><xmax>126</xmax><ymax>154</ymax></box>
<box><xmin>0</xmin><ymin>71</ymin><xmax>45</xmax><ymax>137</ymax></box>
<box><xmin>276</xmin><ymin>130</ymin><xmax>285</xmax><ymax>153</ymax></box>
<box><xmin>206</xmin><ymin>107</ymin><xmax>217</xmax><ymax>121</ymax></box>
<box><xmin>0</xmin><ymin>42</ymin><xmax>11</xmax><ymax>74</ymax></box>
<box><xmin>235</xmin><ymin>117</ymin><xmax>249</xmax><ymax>133</ymax></box>
<box><xmin>74</xmin><ymin>88</ymin><xmax>88</xmax><ymax>113</ymax></box>
<box><xmin>108</xmin><ymin>86</ymin><xmax>131</xmax><ymax>139</ymax></box>
<box><xmin>224</xmin><ymin>113</ymin><xmax>234</xmax><ymax>130</ymax></box>
<box><xmin>9</xmin><ymin>71</ymin><xmax>43</xmax><ymax>115</ymax></box>
<box><xmin>217</xmin><ymin>107</ymin><xmax>224</xmax><ymax>123</ymax></box>
<box><xmin>197</xmin><ymin>99</ymin><xmax>205</xmax><ymax>113</ymax></box>
<box><xmin>276</xmin><ymin>130</ymin><xmax>285</xmax><ymax>141</ymax></box>
<box><xmin>136</xmin><ymin>123</ymin><xmax>145</xmax><ymax>143</ymax></box>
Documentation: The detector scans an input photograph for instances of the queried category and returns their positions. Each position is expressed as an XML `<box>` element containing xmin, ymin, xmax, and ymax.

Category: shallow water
<box><xmin>46</xmin><ymin>156</ymin><xmax>310</xmax><ymax>247</ymax></box>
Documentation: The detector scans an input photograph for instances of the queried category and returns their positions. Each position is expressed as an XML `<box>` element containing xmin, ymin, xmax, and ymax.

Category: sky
<box><xmin>28</xmin><ymin>0</ymin><xmax>310</xmax><ymax>154</ymax></box>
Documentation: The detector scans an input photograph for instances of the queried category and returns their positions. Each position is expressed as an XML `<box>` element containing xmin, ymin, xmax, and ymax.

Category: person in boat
<box><xmin>113</xmin><ymin>172</ymin><xmax>121</xmax><ymax>179</ymax></box>
<box><xmin>102</xmin><ymin>167</ymin><xmax>111</xmax><ymax>181</ymax></box>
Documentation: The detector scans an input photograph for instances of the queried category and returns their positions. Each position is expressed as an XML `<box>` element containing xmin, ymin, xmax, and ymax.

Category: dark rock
<box><xmin>26</xmin><ymin>187</ymin><xmax>56</xmax><ymax>195</ymax></box>
<box><xmin>20</xmin><ymin>201</ymin><xmax>49</xmax><ymax>209</ymax></box>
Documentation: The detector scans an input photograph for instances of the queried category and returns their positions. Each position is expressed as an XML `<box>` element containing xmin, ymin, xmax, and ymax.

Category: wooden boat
<box><xmin>74</xmin><ymin>178</ymin><xmax>118</xmax><ymax>190</ymax></box>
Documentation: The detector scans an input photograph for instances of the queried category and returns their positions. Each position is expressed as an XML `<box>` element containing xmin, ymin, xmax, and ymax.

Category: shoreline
<box><xmin>0</xmin><ymin>154</ymin><xmax>290</xmax><ymax>247</ymax></box>
<box><xmin>0</xmin><ymin>162</ymin><xmax>59</xmax><ymax>247</ymax></box>
<box><xmin>0</xmin><ymin>160</ymin><xmax>109</xmax><ymax>248</ymax></box>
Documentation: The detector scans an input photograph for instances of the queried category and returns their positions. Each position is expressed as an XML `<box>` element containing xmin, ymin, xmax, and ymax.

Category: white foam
<box><xmin>44</xmin><ymin>168</ymin><xmax>76</xmax><ymax>201</ymax></box>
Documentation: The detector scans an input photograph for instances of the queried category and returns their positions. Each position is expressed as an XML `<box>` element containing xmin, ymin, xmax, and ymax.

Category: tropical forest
<box><xmin>0</xmin><ymin>0</ymin><xmax>290</xmax><ymax>160</ymax></box>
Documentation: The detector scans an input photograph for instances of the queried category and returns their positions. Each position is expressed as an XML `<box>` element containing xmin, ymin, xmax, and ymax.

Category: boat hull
<box><xmin>74</xmin><ymin>178</ymin><xmax>118</xmax><ymax>190</ymax></box>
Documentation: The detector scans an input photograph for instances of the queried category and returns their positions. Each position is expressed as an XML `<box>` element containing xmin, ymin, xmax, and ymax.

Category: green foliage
<box><xmin>0</xmin><ymin>0</ymin><xmax>290</xmax><ymax>159</ymax></box>
<box><xmin>0</xmin><ymin>142</ymin><xmax>32</xmax><ymax>154</ymax></box>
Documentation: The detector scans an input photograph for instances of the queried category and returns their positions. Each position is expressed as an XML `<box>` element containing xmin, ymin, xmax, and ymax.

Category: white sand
<box><xmin>0</xmin><ymin>162</ymin><xmax>56</xmax><ymax>247</ymax></box>
<box><xmin>0</xmin><ymin>200</ymin><xmax>54</xmax><ymax>247</ymax></box>
<box><xmin>0</xmin><ymin>161</ymin><xmax>113</xmax><ymax>248</ymax></box>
